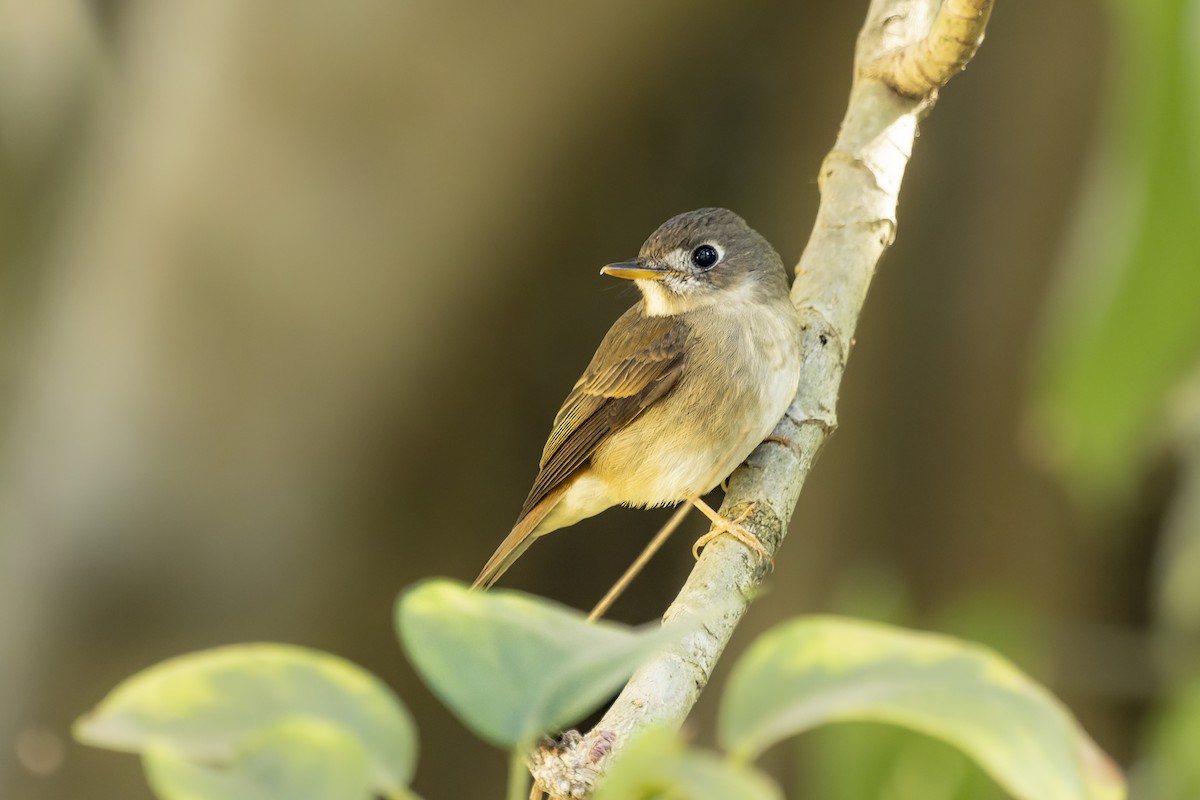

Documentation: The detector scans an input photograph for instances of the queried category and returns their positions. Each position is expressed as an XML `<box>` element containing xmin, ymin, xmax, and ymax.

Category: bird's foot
<box><xmin>689</xmin><ymin>497</ymin><xmax>773</xmax><ymax>564</ymax></box>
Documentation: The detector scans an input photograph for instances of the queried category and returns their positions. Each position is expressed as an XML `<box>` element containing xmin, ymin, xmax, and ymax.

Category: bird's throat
<box><xmin>637</xmin><ymin>279</ymin><xmax>679</xmax><ymax>317</ymax></box>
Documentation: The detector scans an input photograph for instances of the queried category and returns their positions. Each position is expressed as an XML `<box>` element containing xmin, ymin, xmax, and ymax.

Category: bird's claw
<box><xmin>763</xmin><ymin>433</ymin><xmax>801</xmax><ymax>456</ymax></box>
<box><xmin>691</xmin><ymin>502</ymin><xmax>773</xmax><ymax>565</ymax></box>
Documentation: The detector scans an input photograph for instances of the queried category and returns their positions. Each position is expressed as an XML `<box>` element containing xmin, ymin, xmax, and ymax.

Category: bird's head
<box><xmin>600</xmin><ymin>207</ymin><xmax>788</xmax><ymax>316</ymax></box>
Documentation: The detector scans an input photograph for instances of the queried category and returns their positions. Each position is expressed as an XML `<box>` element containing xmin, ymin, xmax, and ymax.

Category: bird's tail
<box><xmin>471</xmin><ymin>486</ymin><xmax>567</xmax><ymax>590</ymax></box>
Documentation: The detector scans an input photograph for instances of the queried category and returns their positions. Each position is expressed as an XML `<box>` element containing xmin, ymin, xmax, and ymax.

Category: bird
<box><xmin>472</xmin><ymin>207</ymin><xmax>802</xmax><ymax>589</ymax></box>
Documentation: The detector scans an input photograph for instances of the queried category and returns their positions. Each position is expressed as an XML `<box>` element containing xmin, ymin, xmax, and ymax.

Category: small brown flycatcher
<box><xmin>473</xmin><ymin>208</ymin><xmax>802</xmax><ymax>589</ymax></box>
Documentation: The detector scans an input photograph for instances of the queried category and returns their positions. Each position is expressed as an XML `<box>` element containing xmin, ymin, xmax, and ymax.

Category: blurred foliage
<box><xmin>394</xmin><ymin>580</ymin><xmax>695</xmax><ymax>749</ymax></box>
<box><xmin>1030</xmin><ymin>0</ymin><xmax>1200</xmax><ymax>504</ymax></box>
<box><xmin>1138</xmin><ymin>676</ymin><xmax>1200</xmax><ymax>799</ymax></box>
<box><xmin>1154</xmin><ymin>432</ymin><xmax>1200</xmax><ymax>636</ymax></box>
<box><xmin>1028</xmin><ymin>2</ymin><xmax>1200</xmax><ymax>799</ymax></box>
<box><xmin>142</xmin><ymin>721</ymin><xmax>376</xmax><ymax>800</ymax></box>
<box><xmin>74</xmin><ymin>645</ymin><xmax>417</xmax><ymax>799</ymax></box>
<box><xmin>800</xmin><ymin>569</ymin><xmax>1048</xmax><ymax>800</ymax></box>
<box><xmin>800</xmin><ymin>723</ymin><xmax>1004</xmax><ymax>800</ymax></box>
<box><xmin>721</xmin><ymin>616</ymin><xmax>1122</xmax><ymax>800</ymax></box>
<box><xmin>594</xmin><ymin>728</ymin><xmax>781</xmax><ymax>800</ymax></box>
<box><xmin>78</xmin><ymin>583</ymin><xmax>1125</xmax><ymax>800</ymax></box>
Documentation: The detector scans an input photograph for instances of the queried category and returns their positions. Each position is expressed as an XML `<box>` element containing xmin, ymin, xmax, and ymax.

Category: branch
<box><xmin>866</xmin><ymin>0</ymin><xmax>993</xmax><ymax>99</ymax></box>
<box><xmin>530</xmin><ymin>1</ymin><xmax>994</xmax><ymax>796</ymax></box>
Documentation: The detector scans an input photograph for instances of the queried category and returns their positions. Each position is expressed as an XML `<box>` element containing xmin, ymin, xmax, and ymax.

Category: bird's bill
<box><xmin>599</xmin><ymin>260</ymin><xmax>674</xmax><ymax>281</ymax></box>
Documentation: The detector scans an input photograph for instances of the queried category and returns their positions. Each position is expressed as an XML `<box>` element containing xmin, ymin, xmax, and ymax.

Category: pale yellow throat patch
<box><xmin>638</xmin><ymin>277</ymin><xmax>762</xmax><ymax>317</ymax></box>
<box><xmin>636</xmin><ymin>279</ymin><xmax>677</xmax><ymax>316</ymax></box>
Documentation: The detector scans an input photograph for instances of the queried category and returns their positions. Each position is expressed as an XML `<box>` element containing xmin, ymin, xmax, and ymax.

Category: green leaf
<box><xmin>74</xmin><ymin>644</ymin><xmax>416</xmax><ymax>795</ymax></box>
<box><xmin>719</xmin><ymin>616</ymin><xmax>1125</xmax><ymax>800</ymax></box>
<box><xmin>144</xmin><ymin>746</ymin><xmax>274</xmax><ymax>800</ymax></box>
<box><xmin>594</xmin><ymin>728</ymin><xmax>781</xmax><ymax>800</ymax></box>
<box><xmin>801</xmin><ymin>722</ymin><xmax>1006</xmax><ymax>800</ymax></box>
<box><xmin>395</xmin><ymin>579</ymin><xmax>692</xmax><ymax>747</ymax></box>
<box><xmin>144</xmin><ymin>719</ymin><xmax>374</xmax><ymax>800</ymax></box>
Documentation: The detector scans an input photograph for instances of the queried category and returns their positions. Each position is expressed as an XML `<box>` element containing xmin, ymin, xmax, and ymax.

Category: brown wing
<box><xmin>518</xmin><ymin>305</ymin><xmax>687</xmax><ymax>519</ymax></box>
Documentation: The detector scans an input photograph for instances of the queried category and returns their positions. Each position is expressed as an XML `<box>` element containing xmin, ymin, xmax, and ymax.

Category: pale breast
<box><xmin>591</xmin><ymin>296</ymin><xmax>802</xmax><ymax>507</ymax></box>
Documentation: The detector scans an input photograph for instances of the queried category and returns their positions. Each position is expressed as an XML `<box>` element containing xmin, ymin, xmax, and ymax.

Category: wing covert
<box><xmin>518</xmin><ymin>306</ymin><xmax>687</xmax><ymax>519</ymax></box>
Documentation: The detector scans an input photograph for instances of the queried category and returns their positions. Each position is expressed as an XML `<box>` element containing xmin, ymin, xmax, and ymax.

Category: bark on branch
<box><xmin>867</xmin><ymin>0</ymin><xmax>994</xmax><ymax>98</ymax></box>
<box><xmin>531</xmin><ymin>1</ymin><xmax>993</xmax><ymax>796</ymax></box>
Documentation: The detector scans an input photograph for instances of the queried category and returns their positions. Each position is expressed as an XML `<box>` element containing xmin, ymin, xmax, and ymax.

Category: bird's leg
<box><xmin>589</xmin><ymin>502</ymin><xmax>692</xmax><ymax>622</ymax></box>
<box><xmin>688</xmin><ymin>495</ymin><xmax>772</xmax><ymax>564</ymax></box>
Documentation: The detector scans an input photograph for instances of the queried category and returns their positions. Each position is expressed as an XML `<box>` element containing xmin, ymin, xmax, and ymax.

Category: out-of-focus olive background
<box><xmin>3</xmin><ymin>1</ymin><xmax>1199</xmax><ymax>798</ymax></box>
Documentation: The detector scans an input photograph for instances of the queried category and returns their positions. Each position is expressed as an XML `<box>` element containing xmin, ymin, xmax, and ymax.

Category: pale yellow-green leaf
<box><xmin>144</xmin><ymin>746</ymin><xmax>272</xmax><ymax>800</ymax></box>
<box><xmin>74</xmin><ymin>644</ymin><xmax>415</xmax><ymax>794</ymax></box>
<box><xmin>143</xmin><ymin>719</ymin><xmax>374</xmax><ymax>800</ymax></box>
<box><xmin>396</xmin><ymin>579</ymin><xmax>692</xmax><ymax>748</ymax></box>
<box><xmin>720</xmin><ymin>616</ymin><xmax>1125</xmax><ymax>800</ymax></box>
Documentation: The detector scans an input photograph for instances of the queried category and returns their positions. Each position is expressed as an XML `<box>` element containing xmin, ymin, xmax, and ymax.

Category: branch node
<box><xmin>864</xmin><ymin>0</ymin><xmax>993</xmax><ymax>99</ymax></box>
<box><xmin>796</xmin><ymin>306</ymin><xmax>847</xmax><ymax>364</ymax></box>
<box><xmin>530</xmin><ymin>731</ymin><xmax>602</xmax><ymax>799</ymax></box>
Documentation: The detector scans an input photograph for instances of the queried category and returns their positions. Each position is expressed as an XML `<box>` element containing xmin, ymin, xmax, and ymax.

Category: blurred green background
<box><xmin>1</xmin><ymin>1</ymin><xmax>1197</xmax><ymax>798</ymax></box>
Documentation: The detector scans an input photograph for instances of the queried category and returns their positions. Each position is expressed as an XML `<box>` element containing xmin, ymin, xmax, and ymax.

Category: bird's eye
<box><xmin>691</xmin><ymin>244</ymin><xmax>719</xmax><ymax>269</ymax></box>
